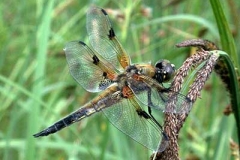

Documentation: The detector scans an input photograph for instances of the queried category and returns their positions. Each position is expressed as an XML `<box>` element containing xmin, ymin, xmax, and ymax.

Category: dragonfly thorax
<box><xmin>126</xmin><ymin>64</ymin><xmax>156</xmax><ymax>77</ymax></box>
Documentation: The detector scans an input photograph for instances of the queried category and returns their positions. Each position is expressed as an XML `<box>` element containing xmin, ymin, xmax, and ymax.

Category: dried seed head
<box><xmin>171</xmin><ymin>50</ymin><xmax>210</xmax><ymax>94</ymax></box>
<box><xmin>187</xmin><ymin>51</ymin><xmax>219</xmax><ymax>102</ymax></box>
<box><xmin>176</xmin><ymin>39</ymin><xmax>218</xmax><ymax>50</ymax></box>
<box><xmin>176</xmin><ymin>51</ymin><xmax>219</xmax><ymax>131</ymax></box>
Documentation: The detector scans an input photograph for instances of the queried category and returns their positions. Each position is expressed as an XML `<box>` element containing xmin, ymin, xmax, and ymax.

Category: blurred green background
<box><xmin>0</xmin><ymin>0</ymin><xmax>239</xmax><ymax>160</ymax></box>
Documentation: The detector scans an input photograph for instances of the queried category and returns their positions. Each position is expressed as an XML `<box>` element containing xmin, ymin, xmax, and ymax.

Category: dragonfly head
<box><xmin>154</xmin><ymin>60</ymin><xmax>175</xmax><ymax>83</ymax></box>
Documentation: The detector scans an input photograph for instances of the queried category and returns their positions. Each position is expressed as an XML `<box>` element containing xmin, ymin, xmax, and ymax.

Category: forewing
<box><xmin>64</xmin><ymin>41</ymin><xmax>117</xmax><ymax>92</ymax></box>
<box><xmin>102</xmin><ymin>95</ymin><xmax>168</xmax><ymax>152</ymax></box>
<box><xmin>87</xmin><ymin>7</ymin><xmax>130</xmax><ymax>69</ymax></box>
<box><xmin>128</xmin><ymin>76</ymin><xmax>192</xmax><ymax>113</ymax></box>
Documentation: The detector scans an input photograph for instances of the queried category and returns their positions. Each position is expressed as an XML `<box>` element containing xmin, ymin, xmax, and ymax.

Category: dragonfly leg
<box><xmin>146</xmin><ymin>88</ymin><xmax>166</xmax><ymax>135</ymax></box>
<box><xmin>147</xmin><ymin>106</ymin><xmax>163</xmax><ymax>131</ymax></box>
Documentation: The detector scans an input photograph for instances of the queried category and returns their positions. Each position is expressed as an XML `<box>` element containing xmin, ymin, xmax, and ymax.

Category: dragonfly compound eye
<box><xmin>154</xmin><ymin>59</ymin><xmax>175</xmax><ymax>83</ymax></box>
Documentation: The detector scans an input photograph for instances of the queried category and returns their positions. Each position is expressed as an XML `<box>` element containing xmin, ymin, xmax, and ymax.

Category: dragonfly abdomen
<box><xmin>33</xmin><ymin>106</ymin><xmax>98</xmax><ymax>137</ymax></box>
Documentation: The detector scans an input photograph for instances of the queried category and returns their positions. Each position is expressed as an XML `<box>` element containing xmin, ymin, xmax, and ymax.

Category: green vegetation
<box><xmin>0</xmin><ymin>0</ymin><xmax>239</xmax><ymax>160</ymax></box>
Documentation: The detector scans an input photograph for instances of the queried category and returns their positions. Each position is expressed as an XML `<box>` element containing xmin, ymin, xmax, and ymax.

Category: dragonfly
<box><xmin>34</xmin><ymin>6</ymin><xmax>192</xmax><ymax>152</ymax></box>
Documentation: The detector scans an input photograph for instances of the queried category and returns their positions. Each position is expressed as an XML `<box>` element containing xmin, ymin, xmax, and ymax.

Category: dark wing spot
<box><xmin>136</xmin><ymin>110</ymin><xmax>151</xmax><ymax>119</ymax></box>
<box><xmin>79</xmin><ymin>41</ymin><xmax>86</xmax><ymax>45</ymax></box>
<box><xmin>92</xmin><ymin>55</ymin><xmax>100</xmax><ymax>65</ymax></box>
<box><xmin>108</xmin><ymin>28</ymin><xmax>115</xmax><ymax>39</ymax></box>
<box><xmin>101</xmin><ymin>8</ymin><xmax>108</xmax><ymax>15</ymax></box>
<box><xmin>103</xmin><ymin>72</ymin><xmax>107</xmax><ymax>78</ymax></box>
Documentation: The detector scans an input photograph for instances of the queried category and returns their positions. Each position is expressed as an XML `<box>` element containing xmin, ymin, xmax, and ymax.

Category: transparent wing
<box><xmin>128</xmin><ymin>76</ymin><xmax>192</xmax><ymax>113</ymax></box>
<box><xmin>64</xmin><ymin>41</ymin><xmax>117</xmax><ymax>92</ymax></box>
<box><xmin>102</xmin><ymin>94</ymin><xmax>168</xmax><ymax>152</ymax></box>
<box><xmin>87</xmin><ymin>7</ymin><xmax>130</xmax><ymax>69</ymax></box>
